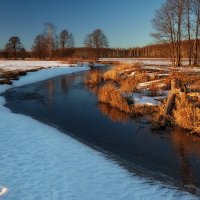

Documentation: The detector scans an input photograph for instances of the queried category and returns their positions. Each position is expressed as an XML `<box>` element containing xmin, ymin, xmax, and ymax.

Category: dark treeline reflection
<box><xmin>44</xmin><ymin>75</ymin><xmax>76</xmax><ymax>104</ymax></box>
<box><xmin>98</xmin><ymin>103</ymin><xmax>129</xmax><ymax>123</ymax></box>
<box><xmin>171</xmin><ymin>129</ymin><xmax>200</xmax><ymax>188</ymax></box>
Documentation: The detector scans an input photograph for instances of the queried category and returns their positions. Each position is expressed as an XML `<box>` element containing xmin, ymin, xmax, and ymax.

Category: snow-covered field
<box><xmin>99</xmin><ymin>58</ymin><xmax>173</xmax><ymax>65</ymax></box>
<box><xmin>0</xmin><ymin>60</ymin><xmax>75</xmax><ymax>72</ymax></box>
<box><xmin>0</xmin><ymin>61</ymin><xmax>198</xmax><ymax>200</ymax></box>
<box><xmin>100</xmin><ymin>58</ymin><xmax>200</xmax><ymax>72</ymax></box>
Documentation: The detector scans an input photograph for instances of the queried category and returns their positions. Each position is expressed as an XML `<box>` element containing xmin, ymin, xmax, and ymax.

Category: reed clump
<box><xmin>173</xmin><ymin>95</ymin><xmax>200</xmax><ymax>134</ymax></box>
<box><xmin>85</xmin><ymin>70</ymin><xmax>102</xmax><ymax>86</ymax></box>
<box><xmin>98</xmin><ymin>83</ymin><xmax>131</xmax><ymax>113</ymax></box>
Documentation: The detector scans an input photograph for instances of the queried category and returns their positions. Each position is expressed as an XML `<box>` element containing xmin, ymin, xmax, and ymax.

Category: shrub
<box><xmin>115</xmin><ymin>62</ymin><xmax>141</xmax><ymax>72</ymax></box>
<box><xmin>85</xmin><ymin>70</ymin><xmax>101</xmax><ymax>86</ymax></box>
<box><xmin>119</xmin><ymin>72</ymin><xmax>149</xmax><ymax>93</ymax></box>
<box><xmin>173</xmin><ymin>95</ymin><xmax>200</xmax><ymax>134</ymax></box>
<box><xmin>103</xmin><ymin>70</ymin><xmax>118</xmax><ymax>81</ymax></box>
<box><xmin>119</xmin><ymin>77</ymin><xmax>138</xmax><ymax>93</ymax></box>
<box><xmin>98</xmin><ymin>83</ymin><xmax>130</xmax><ymax>113</ymax></box>
<box><xmin>102</xmin><ymin>62</ymin><xmax>141</xmax><ymax>82</ymax></box>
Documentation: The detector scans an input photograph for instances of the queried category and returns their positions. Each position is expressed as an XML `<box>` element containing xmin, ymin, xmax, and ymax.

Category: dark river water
<box><xmin>4</xmin><ymin>70</ymin><xmax>200</xmax><ymax>195</ymax></box>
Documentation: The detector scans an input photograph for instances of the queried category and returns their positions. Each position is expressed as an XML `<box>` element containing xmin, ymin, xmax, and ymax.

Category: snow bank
<box><xmin>0</xmin><ymin>60</ymin><xmax>74</xmax><ymax>71</ymax></box>
<box><xmin>0</xmin><ymin>63</ymin><xmax>198</xmax><ymax>200</ymax></box>
<box><xmin>125</xmin><ymin>93</ymin><xmax>166</xmax><ymax>106</ymax></box>
<box><xmin>13</xmin><ymin>66</ymin><xmax>88</xmax><ymax>88</ymax></box>
<box><xmin>137</xmin><ymin>80</ymin><xmax>167</xmax><ymax>90</ymax></box>
<box><xmin>99</xmin><ymin>58</ymin><xmax>173</xmax><ymax>65</ymax></box>
<box><xmin>99</xmin><ymin>58</ymin><xmax>193</xmax><ymax>67</ymax></box>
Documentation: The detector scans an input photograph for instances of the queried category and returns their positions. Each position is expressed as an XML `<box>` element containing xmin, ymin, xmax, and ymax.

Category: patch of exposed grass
<box><xmin>115</xmin><ymin>62</ymin><xmax>141</xmax><ymax>71</ymax></box>
<box><xmin>85</xmin><ymin>70</ymin><xmax>102</xmax><ymax>86</ymax></box>
<box><xmin>103</xmin><ymin>70</ymin><xmax>118</xmax><ymax>81</ymax></box>
<box><xmin>131</xmin><ymin>104</ymin><xmax>159</xmax><ymax>118</ymax></box>
<box><xmin>119</xmin><ymin>72</ymin><xmax>149</xmax><ymax>93</ymax></box>
<box><xmin>98</xmin><ymin>83</ymin><xmax>131</xmax><ymax>113</ymax></box>
<box><xmin>173</xmin><ymin>95</ymin><xmax>200</xmax><ymax>134</ymax></box>
<box><xmin>168</xmin><ymin>72</ymin><xmax>200</xmax><ymax>87</ymax></box>
<box><xmin>102</xmin><ymin>62</ymin><xmax>141</xmax><ymax>82</ymax></box>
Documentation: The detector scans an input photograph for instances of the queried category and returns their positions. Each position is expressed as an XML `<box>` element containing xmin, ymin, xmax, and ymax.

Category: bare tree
<box><xmin>44</xmin><ymin>23</ymin><xmax>56</xmax><ymax>59</ymax></box>
<box><xmin>59</xmin><ymin>30</ymin><xmax>75</xmax><ymax>56</ymax></box>
<box><xmin>176</xmin><ymin>0</ymin><xmax>184</xmax><ymax>66</ymax></box>
<box><xmin>67</xmin><ymin>33</ymin><xmax>75</xmax><ymax>48</ymax></box>
<box><xmin>60</xmin><ymin>29</ymin><xmax>69</xmax><ymax>53</ymax></box>
<box><xmin>192</xmin><ymin>0</ymin><xmax>200</xmax><ymax>65</ymax></box>
<box><xmin>152</xmin><ymin>0</ymin><xmax>184</xmax><ymax>66</ymax></box>
<box><xmin>5</xmin><ymin>36</ymin><xmax>23</xmax><ymax>59</ymax></box>
<box><xmin>84</xmin><ymin>29</ymin><xmax>109</xmax><ymax>60</ymax></box>
<box><xmin>151</xmin><ymin>1</ymin><xmax>177</xmax><ymax>65</ymax></box>
<box><xmin>32</xmin><ymin>34</ymin><xmax>48</xmax><ymax>59</ymax></box>
<box><xmin>184</xmin><ymin>0</ymin><xmax>193</xmax><ymax>65</ymax></box>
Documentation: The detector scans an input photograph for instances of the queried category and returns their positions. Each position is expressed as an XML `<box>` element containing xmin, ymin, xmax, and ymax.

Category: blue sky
<box><xmin>0</xmin><ymin>0</ymin><xmax>164</xmax><ymax>50</ymax></box>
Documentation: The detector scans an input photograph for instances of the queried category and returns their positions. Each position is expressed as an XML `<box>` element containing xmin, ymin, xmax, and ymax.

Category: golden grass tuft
<box><xmin>173</xmin><ymin>95</ymin><xmax>200</xmax><ymax>134</ymax></box>
<box><xmin>98</xmin><ymin>83</ymin><xmax>131</xmax><ymax>113</ymax></box>
<box><xmin>168</xmin><ymin>72</ymin><xmax>200</xmax><ymax>86</ymax></box>
<box><xmin>119</xmin><ymin>77</ymin><xmax>138</xmax><ymax>93</ymax></box>
<box><xmin>103</xmin><ymin>70</ymin><xmax>118</xmax><ymax>81</ymax></box>
<box><xmin>115</xmin><ymin>62</ymin><xmax>141</xmax><ymax>71</ymax></box>
<box><xmin>119</xmin><ymin>72</ymin><xmax>149</xmax><ymax>93</ymax></box>
<box><xmin>85</xmin><ymin>70</ymin><xmax>102</xmax><ymax>86</ymax></box>
<box><xmin>102</xmin><ymin>62</ymin><xmax>141</xmax><ymax>82</ymax></box>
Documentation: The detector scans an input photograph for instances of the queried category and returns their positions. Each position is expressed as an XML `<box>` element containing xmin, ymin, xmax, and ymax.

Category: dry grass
<box><xmin>119</xmin><ymin>77</ymin><xmax>138</xmax><ymax>93</ymax></box>
<box><xmin>102</xmin><ymin>62</ymin><xmax>141</xmax><ymax>82</ymax></box>
<box><xmin>115</xmin><ymin>62</ymin><xmax>141</xmax><ymax>71</ymax></box>
<box><xmin>119</xmin><ymin>72</ymin><xmax>149</xmax><ymax>93</ymax></box>
<box><xmin>85</xmin><ymin>70</ymin><xmax>102</xmax><ymax>86</ymax></box>
<box><xmin>148</xmin><ymin>104</ymin><xmax>172</xmax><ymax>129</ymax></box>
<box><xmin>86</xmin><ymin>62</ymin><xmax>200</xmax><ymax>135</ymax></box>
<box><xmin>163</xmin><ymin>71</ymin><xmax>200</xmax><ymax>91</ymax></box>
<box><xmin>168</xmin><ymin>72</ymin><xmax>200</xmax><ymax>86</ymax></box>
<box><xmin>59</xmin><ymin>58</ymin><xmax>95</xmax><ymax>64</ymax></box>
<box><xmin>173</xmin><ymin>95</ymin><xmax>200</xmax><ymax>134</ymax></box>
<box><xmin>131</xmin><ymin>104</ymin><xmax>159</xmax><ymax>118</ymax></box>
<box><xmin>103</xmin><ymin>70</ymin><xmax>118</xmax><ymax>81</ymax></box>
<box><xmin>98</xmin><ymin>83</ymin><xmax>131</xmax><ymax>113</ymax></box>
<box><xmin>148</xmin><ymin>83</ymin><xmax>163</xmax><ymax>96</ymax></box>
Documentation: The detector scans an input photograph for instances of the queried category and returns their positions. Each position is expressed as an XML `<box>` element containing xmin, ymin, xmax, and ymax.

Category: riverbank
<box><xmin>86</xmin><ymin>62</ymin><xmax>200</xmax><ymax>134</ymax></box>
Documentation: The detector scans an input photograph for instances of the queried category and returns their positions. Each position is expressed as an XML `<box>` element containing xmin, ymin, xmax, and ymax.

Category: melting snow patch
<box><xmin>126</xmin><ymin>93</ymin><xmax>162</xmax><ymax>106</ymax></box>
<box><xmin>0</xmin><ymin>60</ymin><xmax>74</xmax><ymax>71</ymax></box>
<box><xmin>137</xmin><ymin>80</ymin><xmax>167</xmax><ymax>90</ymax></box>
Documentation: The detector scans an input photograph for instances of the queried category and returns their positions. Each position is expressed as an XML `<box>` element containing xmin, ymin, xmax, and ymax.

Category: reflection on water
<box><xmin>172</xmin><ymin>129</ymin><xmax>200</xmax><ymax>157</ymax></box>
<box><xmin>98</xmin><ymin>103</ymin><xmax>130</xmax><ymax>123</ymax></box>
<box><xmin>44</xmin><ymin>75</ymin><xmax>76</xmax><ymax>104</ymax></box>
<box><xmin>85</xmin><ymin>85</ymin><xmax>99</xmax><ymax>95</ymax></box>
<box><xmin>60</xmin><ymin>76</ymin><xmax>69</xmax><ymax>94</ymax></box>
<box><xmin>171</xmin><ymin>129</ymin><xmax>200</xmax><ymax>188</ymax></box>
<box><xmin>45</xmin><ymin>80</ymin><xmax>55</xmax><ymax>104</ymax></box>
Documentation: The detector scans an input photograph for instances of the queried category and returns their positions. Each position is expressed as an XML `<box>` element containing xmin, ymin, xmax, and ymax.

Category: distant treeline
<box><xmin>1</xmin><ymin>40</ymin><xmax>199</xmax><ymax>60</ymax></box>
